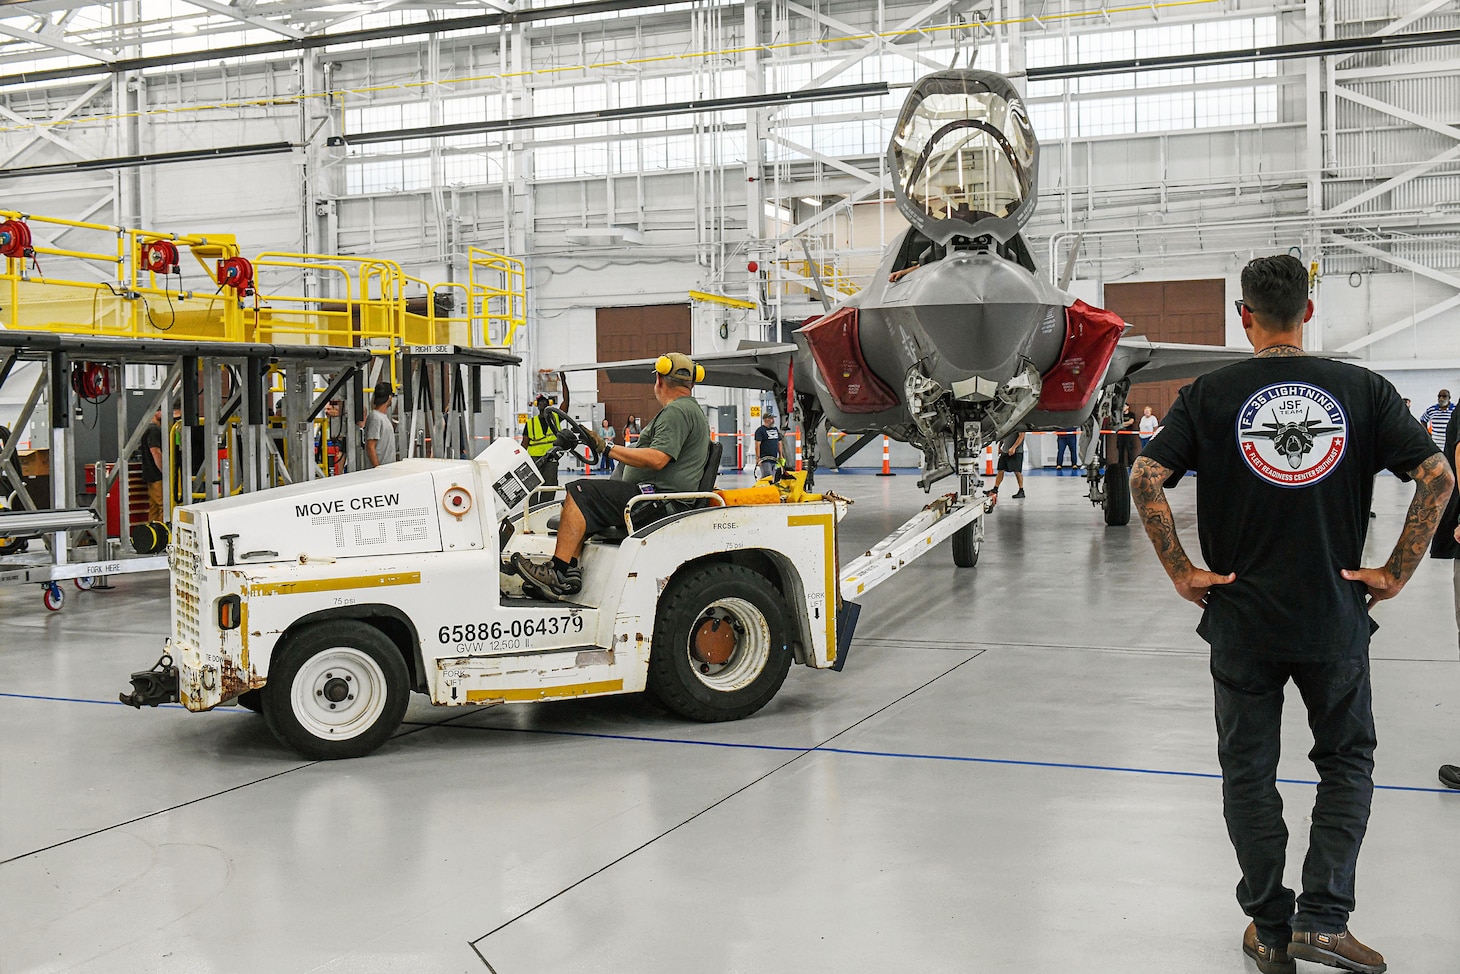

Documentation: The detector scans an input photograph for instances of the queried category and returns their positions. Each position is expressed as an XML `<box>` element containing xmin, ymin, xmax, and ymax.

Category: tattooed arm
<box><xmin>1130</xmin><ymin>456</ymin><xmax>1236</xmax><ymax>607</ymax></box>
<box><xmin>1342</xmin><ymin>452</ymin><xmax>1455</xmax><ymax>606</ymax></box>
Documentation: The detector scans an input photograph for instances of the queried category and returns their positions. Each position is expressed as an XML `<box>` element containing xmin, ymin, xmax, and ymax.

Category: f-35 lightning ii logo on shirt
<box><xmin>1237</xmin><ymin>382</ymin><xmax>1348</xmax><ymax>488</ymax></box>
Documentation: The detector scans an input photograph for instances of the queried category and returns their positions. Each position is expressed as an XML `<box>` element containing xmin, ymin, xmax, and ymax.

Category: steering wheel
<box><xmin>544</xmin><ymin>406</ymin><xmax>603</xmax><ymax>466</ymax></box>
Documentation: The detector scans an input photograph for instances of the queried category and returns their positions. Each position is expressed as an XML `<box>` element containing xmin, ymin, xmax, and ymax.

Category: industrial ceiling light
<box><xmin>326</xmin><ymin>82</ymin><xmax>890</xmax><ymax>148</ymax></box>
<box><xmin>801</xmin><ymin>197</ymin><xmax>822</xmax><ymax>206</ymax></box>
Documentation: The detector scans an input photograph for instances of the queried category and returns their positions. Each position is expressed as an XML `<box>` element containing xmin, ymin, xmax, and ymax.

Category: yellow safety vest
<box><xmin>524</xmin><ymin>414</ymin><xmax>558</xmax><ymax>457</ymax></box>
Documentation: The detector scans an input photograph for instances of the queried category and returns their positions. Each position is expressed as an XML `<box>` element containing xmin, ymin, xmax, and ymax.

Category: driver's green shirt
<box><xmin>612</xmin><ymin>395</ymin><xmax>709</xmax><ymax>493</ymax></box>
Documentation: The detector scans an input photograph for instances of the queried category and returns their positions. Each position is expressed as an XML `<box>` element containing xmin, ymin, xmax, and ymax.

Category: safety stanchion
<box><xmin>983</xmin><ymin>445</ymin><xmax>995</xmax><ymax>476</ymax></box>
<box><xmin>877</xmin><ymin>435</ymin><xmax>894</xmax><ymax>476</ymax></box>
<box><xmin>735</xmin><ymin>427</ymin><xmax>743</xmax><ymax>469</ymax></box>
<box><xmin>794</xmin><ymin>430</ymin><xmax>803</xmax><ymax>471</ymax></box>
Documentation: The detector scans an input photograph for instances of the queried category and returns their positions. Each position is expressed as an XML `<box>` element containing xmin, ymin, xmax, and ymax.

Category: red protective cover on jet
<box><xmin>802</xmin><ymin>307</ymin><xmax>900</xmax><ymax>414</ymax></box>
<box><xmin>1038</xmin><ymin>299</ymin><xmax>1125</xmax><ymax>412</ymax></box>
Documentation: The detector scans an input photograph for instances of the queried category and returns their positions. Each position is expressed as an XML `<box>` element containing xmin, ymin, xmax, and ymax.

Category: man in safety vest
<box><xmin>521</xmin><ymin>395</ymin><xmax>562</xmax><ymax>490</ymax></box>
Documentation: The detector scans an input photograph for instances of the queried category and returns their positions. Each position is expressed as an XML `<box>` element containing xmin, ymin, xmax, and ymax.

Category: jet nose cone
<box><xmin>880</xmin><ymin>253</ymin><xmax>1067</xmax><ymax>378</ymax></box>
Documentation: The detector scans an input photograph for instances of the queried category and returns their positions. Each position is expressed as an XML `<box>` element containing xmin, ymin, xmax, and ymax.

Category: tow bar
<box><xmin>120</xmin><ymin>653</ymin><xmax>180</xmax><ymax>708</ymax></box>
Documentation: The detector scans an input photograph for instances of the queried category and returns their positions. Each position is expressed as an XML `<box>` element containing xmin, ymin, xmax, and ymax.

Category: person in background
<box><xmin>364</xmin><ymin>386</ymin><xmax>396</xmax><ymax>468</ymax></box>
<box><xmin>139</xmin><ymin>410</ymin><xmax>166</xmax><ymax>523</ymax></box>
<box><xmin>1131</xmin><ymin>254</ymin><xmax>1450</xmax><ymax>974</ymax></box>
<box><xmin>625</xmin><ymin>415</ymin><xmax>641</xmax><ymax>444</ymax></box>
<box><xmin>1430</xmin><ymin>404</ymin><xmax>1460</xmax><ymax>792</ymax></box>
<box><xmin>989</xmin><ymin>430</ymin><xmax>1025</xmax><ymax>498</ymax></box>
<box><xmin>754</xmin><ymin>412</ymin><xmax>784</xmax><ymax>479</ymax></box>
<box><xmin>1139</xmin><ymin>405</ymin><xmax>1159</xmax><ymax>449</ymax></box>
<box><xmin>1420</xmin><ymin>388</ymin><xmax>1453</xmax><ymax>451</ymax></box>
<box><xmin>598</xmin><ymin>416</ymin><xmax>616</xmax><ymax>473</ymax></box>
<box><xmin>521</xmin><ymin>395</ymin><xmax>561</xmax><ymax>489</ymax></box>
<box><xmin>1116</xmin><ymin>402</ymin><xmax>1141</xmax><ymax>467</ymax></box>
<box><xmin>1055</xmin><ymin>427</ymin><xmax>1079</xmax><ymax>470</ymax></box>
<box><xmin>318</xmin><ymin>400</ymin><xmax>346</xmax><ymax>475</ymax></box>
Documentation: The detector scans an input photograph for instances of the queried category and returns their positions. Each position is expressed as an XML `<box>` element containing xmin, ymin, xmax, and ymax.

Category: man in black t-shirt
<box><xmin>1132</xmin><ymin>255</ymin><xmax>1450</xmax><ymax>974</ymax></box>
<box><xmin>753</xmin><ymin>413</ymin><xmax>783</xmax><ymax>478</ymax></box>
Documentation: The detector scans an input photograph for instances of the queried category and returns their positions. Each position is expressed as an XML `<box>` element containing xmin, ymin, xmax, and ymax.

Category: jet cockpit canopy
<box><xmin>889</xmin><ymin>70</ymin><xmax>1039</xmax><ymax>245</ymax></box>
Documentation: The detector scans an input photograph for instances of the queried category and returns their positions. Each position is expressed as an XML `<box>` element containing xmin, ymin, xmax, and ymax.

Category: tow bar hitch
<box><xmin>120</xmin><ymin>653</ymin><xmax>180</xmax><ymax>708</ymax></box>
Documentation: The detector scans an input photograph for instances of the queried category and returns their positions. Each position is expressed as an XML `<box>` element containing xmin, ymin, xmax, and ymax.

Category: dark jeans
<box><xmin>1210</xmin><ymin>651</ymin><xmax>1376</xmax><ymax>948</ymax></box>
<box><xmin>1056</xmin><ymin>434</ymin><xmax>1078</xmax><ymax>466</ymax></box>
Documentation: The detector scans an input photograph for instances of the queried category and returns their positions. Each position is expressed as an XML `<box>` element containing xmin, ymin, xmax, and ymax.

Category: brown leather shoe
<box><xmin>1290</xmin><ymin>929</ymin><xmax>1387</xmax><ymax>973</ymax></box>
<box><xmin>1243</xmin><ymin>922</ymin><xmax>1296</xmax><ymax>974</ymax></box>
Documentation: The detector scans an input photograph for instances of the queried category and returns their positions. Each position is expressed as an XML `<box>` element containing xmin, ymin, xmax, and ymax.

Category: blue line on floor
<box><xmin>480</xmin><ymin>725</ymin><xmax>1458</xmax><ymax>796</ymax></box>
<box><xmin>6</xmin><ymin>692</ymin><xmax>1456</xmax><ymax>794</ymax></box>
<box><xmin>0</xmin><ymin>691</ymin><xmax>251</xmax><ymax>714</ymax></box>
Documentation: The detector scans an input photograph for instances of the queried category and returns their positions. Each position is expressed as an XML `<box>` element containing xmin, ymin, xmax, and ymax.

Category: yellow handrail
<box><xmin>1</xmin><ymin>212</ymin><xmax>527</xmax><ymax>353</ymax></box>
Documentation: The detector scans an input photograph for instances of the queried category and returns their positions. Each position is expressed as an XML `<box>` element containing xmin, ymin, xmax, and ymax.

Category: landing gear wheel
<box><xmin>1103</xmin><ymin>461</ymin><xmax>1131</xmax><ymax>527</ymax></box>
<box><xmin>647</xmin><ymin>564</ymin><xmax>793</xmax><ymax>722</ymax></box>
<box><xmin>952</xmin><ymin>519</ymin><xmax>982</xmax><ymax>567</ymax></box>
<box><xmin>261</xmin><ymin>620</ymin><xmax>410</xmax><ymax>759</ymax></box>
<box><xmin>74</xmin><ymin>576</ymin><xmax>95</xmax><ymax>591</ymax></box>
<box><xmin>236</xmin><ymin>689</ymin><xmax>264</xmax><ymax>714</ymax></box>
<box><xmin>42</xmin><ymin>583</ymin><xmax>63</xmax><ymax>611</ymax></box>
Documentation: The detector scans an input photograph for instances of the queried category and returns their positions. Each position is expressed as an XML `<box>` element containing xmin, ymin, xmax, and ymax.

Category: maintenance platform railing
<box><xmin>0</xmin><ymin>211</ymin><xmax>525</xmax><ymax>353</ymax></box>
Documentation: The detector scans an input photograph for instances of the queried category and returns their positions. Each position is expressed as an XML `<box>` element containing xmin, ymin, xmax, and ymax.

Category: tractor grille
<box><xmin>171</xmin><ymin>520</ymin><xmax>204</xmax><ymax>649</ymax></box>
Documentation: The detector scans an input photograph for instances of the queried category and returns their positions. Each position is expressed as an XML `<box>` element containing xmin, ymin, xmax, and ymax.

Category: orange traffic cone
<box><xmin>877</xmin><ymin>435</ymin><xmax>895</xmax><ymax>476</ymax></box>
<box><xmin>983</xmin><ymin>445</ymin><xmax>995</xmax><ymax>476</ymax></box>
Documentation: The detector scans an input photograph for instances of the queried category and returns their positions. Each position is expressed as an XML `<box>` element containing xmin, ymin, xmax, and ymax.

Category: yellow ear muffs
<box><xmin>655</xmin><ymin>355</ymin><xmax>672</xmax><ymax>376</ymax></box>
<box><xmin>695</xmin><ymin>363</ymin><xmax>705</xmax><ymax>382</ymax></box>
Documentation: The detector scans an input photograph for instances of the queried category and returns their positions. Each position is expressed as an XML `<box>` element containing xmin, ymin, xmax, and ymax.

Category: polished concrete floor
<box><xmin>2</xmin><ymin>469</ymin><xmax>1457</xmax><ymax>973</ymax></box>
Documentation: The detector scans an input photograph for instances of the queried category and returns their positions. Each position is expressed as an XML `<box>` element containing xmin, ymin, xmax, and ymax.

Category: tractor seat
<box><xmin>546</xmin><ymin>441</ymin><xmax>723</xmax><ymax>544</ymax></box>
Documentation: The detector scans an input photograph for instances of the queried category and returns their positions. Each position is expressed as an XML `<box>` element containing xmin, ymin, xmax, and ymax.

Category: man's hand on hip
<box><xmin>1174</xmin><ymin>568</ymin><xmax>1236</xmax><ymax>607</ymax></box>
<box><xmin>1340</xmin><ymin>567</ymin><xmax>1402</xmax><ymax>607</ymax></box>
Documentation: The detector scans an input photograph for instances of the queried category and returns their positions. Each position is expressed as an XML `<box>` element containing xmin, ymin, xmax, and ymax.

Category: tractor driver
<box><xmin>513</xmin><ymin>352</ymin><xmax>710</xmax><ymax>600</ymax></box>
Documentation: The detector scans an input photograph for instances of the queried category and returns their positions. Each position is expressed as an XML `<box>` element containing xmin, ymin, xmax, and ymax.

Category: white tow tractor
<box><xmin>120</xmin><ymin>411</ymin><xmax>991</xmax><ymax>759</ymax></box>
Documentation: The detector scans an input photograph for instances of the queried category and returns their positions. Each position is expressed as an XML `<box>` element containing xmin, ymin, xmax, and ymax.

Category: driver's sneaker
<box><xmin>1439</xmin><ymin>764</ymin><xmax>1460</xmax><ymax>789</ymax></box>
<box><xmin>1243</xmin><ymin>923</ymin><xmax>1296</xmax><ymax>974</ymax></box>
<box><xmin>511</xmin><ymin>553</ymin><xmax>581</xmax><ymax>601</ymax></box>
<box><xmin>1290</xmin><ymin>929</ymin><xmax>1386</xmax><ymax>973</ymax></box>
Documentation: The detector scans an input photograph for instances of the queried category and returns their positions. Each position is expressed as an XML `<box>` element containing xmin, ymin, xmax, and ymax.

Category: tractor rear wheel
<box><xmin>647</xmin><ymin>564</ymin><xmax>792</xmax><ymax>722</ymax></box>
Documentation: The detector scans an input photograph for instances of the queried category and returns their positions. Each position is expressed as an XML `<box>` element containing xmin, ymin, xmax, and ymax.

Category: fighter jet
<box><xmin>1242</xmin><ymin>408</ymin><xmax>1344</xmax><ymax>469</ymax></box>
<box><xmin>562</xmin><ymin>69</ymin><xmax>1250</xmax><ymax>526</ymax></box>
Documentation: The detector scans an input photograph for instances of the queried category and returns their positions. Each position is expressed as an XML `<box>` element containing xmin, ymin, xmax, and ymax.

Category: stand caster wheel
<box><xmin>43</xmin><ymin>583</ymin><xmax>64</xmax><ymax>612</ymax></box>
<box><xmin>74</xmin><ymin>576</ymin><xmax>95</xmax><ymax>591</ymax></box>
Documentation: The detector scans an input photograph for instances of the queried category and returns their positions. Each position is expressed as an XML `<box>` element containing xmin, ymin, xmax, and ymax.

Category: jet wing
<box><xmin>557</xmin><ymin>342</ymin><xmax>797</xmax><ymax>391</ymax></box>
<box><xmin>1107</xmin><ymin>338</ymin><xmax>1252</xmax><ymax>386</ymax></box>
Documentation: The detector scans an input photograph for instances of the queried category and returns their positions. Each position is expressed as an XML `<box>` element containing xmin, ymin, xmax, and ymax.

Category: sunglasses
<box><xmin>1234</xmin><ymin>299</ymin><xmax>1265</xmax><ymax>317</ymax></box>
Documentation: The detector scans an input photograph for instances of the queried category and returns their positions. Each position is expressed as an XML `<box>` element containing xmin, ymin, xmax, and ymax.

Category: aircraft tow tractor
<box><xmin>119</xmin><ymin>412</ymin><xmax>990</xmax><ymax>759</ymax></box>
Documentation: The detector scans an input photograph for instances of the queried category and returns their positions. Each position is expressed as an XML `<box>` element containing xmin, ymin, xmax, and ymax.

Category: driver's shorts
<box><xmin>564</xmin><ymin>479</ymin><xmax>645</xmax><ymax>536</ymax></box>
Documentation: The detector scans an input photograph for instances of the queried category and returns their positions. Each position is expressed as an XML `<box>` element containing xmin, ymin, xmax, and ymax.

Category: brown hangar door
<box><xmin>1103</xmin><ymin>279</ymin><xmax>1226</xmax><ymax>420</ymax></box>
<box><xmin>595</xmin><ymin>304</ymin><xmax>692</xmax><ymax>431</ymax></box>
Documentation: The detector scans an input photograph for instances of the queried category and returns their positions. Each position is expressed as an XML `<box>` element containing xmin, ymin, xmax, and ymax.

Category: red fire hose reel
<box><xmin>140</xmin><ymin>240</ymin><xmax>181</xmax><ymax>275</ymax></box>
<box><xmin>0</xmin><ymin>218</ymin><xmax>35</xmax><ymax>260</ymax></box>
<box><xmin>71</xmin><ymin>362</ymin><xmax>112</xmax><ymax>401</ymax></box>
<box><xmin>216</xmin><ymin>256</ymin><xmax>254</xmax><ymax>295</ymax></box>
